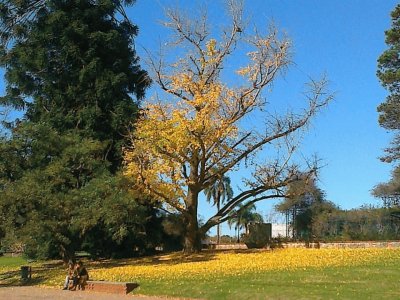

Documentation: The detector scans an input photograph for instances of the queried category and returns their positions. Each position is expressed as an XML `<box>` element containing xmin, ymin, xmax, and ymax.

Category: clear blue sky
<box><xmin>0</xmin><ymin>1</ymin><xmax>397</xmax><ymax>228</ymax></box>
<box><xmin>127</xmin><ymin>0</ymin><xmax>398</xmax><ymax>224</ymax></box>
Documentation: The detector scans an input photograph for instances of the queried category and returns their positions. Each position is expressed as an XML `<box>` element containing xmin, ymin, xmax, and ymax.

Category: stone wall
<box><xmin>283</xmin><ymin>241</ymin><xmax>400</xmax><ymax>249</ymax></box>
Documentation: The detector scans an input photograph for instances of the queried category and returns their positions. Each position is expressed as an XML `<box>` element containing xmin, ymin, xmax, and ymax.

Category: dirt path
<box><xmin>0</xmin><ymin>286</ymin><xmax>178</xmax><ymax>300</ymax></box>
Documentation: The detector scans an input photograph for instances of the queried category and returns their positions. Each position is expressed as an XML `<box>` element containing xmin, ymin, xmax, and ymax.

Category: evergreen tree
<box><xmin>0</xmin><ymin>0</ymin><xmax>149</xmax><ymax>169</ymax></box>
<box><xmin>0</xmin><ymin>0</ymin><xmax>151</xmax><ymax>260</ymax></box>
<box><xmin>276</xmin><ymin>175</ymin><xmax>337</xmax><ymax>239</ymax></box>
<box><xmin>373</xmin><ymin>4</ymin><xmax>400</xmax><ymax>205</ymax></box>
<box><xmin>377</xmin><ymin>4</ymin><xmax>400</xmax><ymax>163</ymax></box>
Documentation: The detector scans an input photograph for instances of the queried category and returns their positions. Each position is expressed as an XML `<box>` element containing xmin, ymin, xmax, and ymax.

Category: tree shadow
<box><xmin>88</xmin><ymin>248</ymin><xmax>270</xmax><ymax>270</ymax></box>
<box><xmin>0</xmin><ymin>248</ymin><xmax>267</xmax><ymax>286</ymax></box>
<box><xmin>89</xmin><ymin>250</ymin><xmax>220</xmax><ymax>269</ymax></box>
<box><xmin>0</xmin><ymin>264</ymin><xmax>62</xmax><ymax>287</ymax></box>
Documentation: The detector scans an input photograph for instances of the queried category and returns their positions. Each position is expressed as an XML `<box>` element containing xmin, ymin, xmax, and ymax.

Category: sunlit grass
<box><xmin>0</xmin><ymin>256</ymin><xmax>27</xmax><ymax>268</ymax></box>
<box><xmin>89</xmin><ymin>248</ymin><xmax>400</xmax><ymax>282</ymax></box>
<box><xmin>1</xmin><ymin>248</ymin><xmax>400</xmax><ymax>299</ymax></box>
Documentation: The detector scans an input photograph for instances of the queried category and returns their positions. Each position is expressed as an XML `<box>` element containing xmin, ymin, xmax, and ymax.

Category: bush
<box><xmin>243</xmin><ymin>223</ymin><xmax>272</xmax><ymax>249</ymax></box>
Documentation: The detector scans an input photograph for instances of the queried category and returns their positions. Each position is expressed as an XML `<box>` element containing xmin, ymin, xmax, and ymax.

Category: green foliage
<box><xmin>0</xmin><ymin>0</ymin><xmax>152</xmax><ymax>261</ymax></box>
<box><xmin>159</xmin><ymin>213</ymin><xmax>185</xmax><ymax>252</ymax></box>
<box><xmin>372</xmin><ymin>165</ymin><xmax>400</xmax><ymax>207</ymax></box>
<box><xmin>228</xmin><ymin>203</ymin><xmax>264</xmax><ymax>242</ymax></box>
<box><xmin>243</xmin><ymin>223</ymin><xmax>272</xmax><ymax>249</ymax></box>
<box><xmin>0</xmin><ymin>0</ymin><xmax>150</xmax><ymax>170</ymax></box>
<box><xmin>312</xmin><ymin>206</ymin><xmax>400</xmax><ymax>241</ymax></box>
<box><xmin>276</xmin><ymin>176</ymin><xmax>337</xmax><ymax>239</ymax></box>
<box><xmin>374</xmin><ymin>4</ymin><xmax>400</xmax><ymax>206</ymax></box>
<box><xmin>377</xmin><ymin>4</ymin><xmax>400</xmax><ymax>163</ymax></box>
<box><xmin>204</xmin><ymin>174</ymin><xmax>233</xmax><ymax>243</ymax></box>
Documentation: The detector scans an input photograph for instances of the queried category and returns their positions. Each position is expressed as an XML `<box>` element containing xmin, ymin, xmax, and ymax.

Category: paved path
<box><xmin>0</xmin><ymin>286</ymin><xmax>180</xmax><ymax>300</ymax></box>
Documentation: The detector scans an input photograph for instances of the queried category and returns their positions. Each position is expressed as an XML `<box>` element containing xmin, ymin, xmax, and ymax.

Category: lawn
<box><xmin>1</xmin><ymin>248</ymin><xmax>400</xmax><ymax>299</ymax></box>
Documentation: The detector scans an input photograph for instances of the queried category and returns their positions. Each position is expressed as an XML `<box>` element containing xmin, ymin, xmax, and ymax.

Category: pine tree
<box><xmin>377</xmin><ymin>4</ymin><xmax>400</xmax><ymax>163</ymax></box>
<box><xmin>0</xmin><ymin>0</ymin><xmax>151</xmax><ymax>260</ymax></box>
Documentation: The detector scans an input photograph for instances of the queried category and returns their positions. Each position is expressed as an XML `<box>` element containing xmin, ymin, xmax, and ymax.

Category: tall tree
<box><xmin>204</xmin><ymin>174</ymin><xmax>233</xmax><ymax>244</ymax></box>
<box><xmin>0</xmin><ymin>0</ymin><xmax>149</xmax><ymax>169</ymax></box>
<box><xmin>377</xmin><ymin>4</ymin><xmax>400</xmax><ymax>163</ymax></box>
<box><xmin>276</xmin><ymin>175</ymin><xmax>337</xmax><ymax>239</ymax></box>
<box><xmin>123</xmin><ymin>0</ymin><xmax>332</xmax><ymax>253</ymax></box>
<box><xmin>0</xmin><ymin>0</ymin><xmax>151</xmax><ymax>260</ymax></box>
<box><xmin>373</xmin><ymin>4</ymin><xmax>400</xmax><ymax>206</ymax></box>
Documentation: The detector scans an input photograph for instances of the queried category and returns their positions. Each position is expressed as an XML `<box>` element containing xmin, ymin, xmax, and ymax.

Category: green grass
<box><xmin>135</xmin><ymin>262</ymin><xmax>400</xmax><ymax>299</ymax></box>
<box><xmin>1</xmin><ymin>253</ymin><xmax>400</xmax><ymax>299</ymax></box>
<box><xmin>0</xmin><ymin>256</ymin><xmax>28</xmax><ymax>268</ymax></box>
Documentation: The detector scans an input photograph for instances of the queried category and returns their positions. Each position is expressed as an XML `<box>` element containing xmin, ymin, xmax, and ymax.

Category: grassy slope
<box><xmin>1</xmin><ymin>250</ymin><xmax>400</xmax><ymax>299</ymax></box>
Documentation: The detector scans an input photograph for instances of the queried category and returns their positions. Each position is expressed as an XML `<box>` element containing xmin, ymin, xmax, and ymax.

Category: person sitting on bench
<box><xmin>62</xmin><ymin>261</ymin><xmax>75</xmax><ymax>290</ymax></box>
<box><xmin>70</xmin><ymin>261</ymin><xmax>89</xmax><ymax>291</ymax></box>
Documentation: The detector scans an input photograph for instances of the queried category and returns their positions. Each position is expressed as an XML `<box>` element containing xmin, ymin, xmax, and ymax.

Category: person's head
<box><xmin>77</xmin><ymin>261</ymin><xmax>84</xmax><ymax>267</ymax></box>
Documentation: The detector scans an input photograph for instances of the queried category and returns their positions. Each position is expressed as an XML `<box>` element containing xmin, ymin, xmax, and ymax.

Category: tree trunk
<box><xmin>183</xmin><ymin>189</ymin><xmax>202</xmax><ymax>253</ymax></box>
<box><xmin>60</xmin><ymin>244</ymin><xmax>75</xmax><ymax>265</ymax></box>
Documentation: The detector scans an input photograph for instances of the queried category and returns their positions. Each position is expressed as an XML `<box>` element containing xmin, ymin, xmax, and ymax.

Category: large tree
<box><xmin>0</xmin><ymin>0</ymin><xmax>151</xmax><ymax>260</ymax></box>
<box><xmin>377</xmin><ymin>4</ymin><xmax>400</xmax><ymax>163</ymax></box>
<box><xmin>123</xmin><ymin>1</ymin><xmax>332</xmax><ymax>253</ymax></box>
<box><xmin>377</xmin><ymin>5</ymin><xmax>400</xmax><ymax>162</ymax></box>
<box><xmin>0</xmin><ymin>0</ymin><xmax>149</xmax><ymax>168</ymax></box>
<box><xmin>373</xmin><ymin>4</ymin><xmax>400</xmax><ymax>205</ymax></box>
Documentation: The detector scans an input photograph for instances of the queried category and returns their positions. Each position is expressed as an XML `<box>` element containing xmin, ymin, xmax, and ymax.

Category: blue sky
<box><xmin>0</xmin><ymin>1</ymin><xmax>397</xmax><ymax>230</ymax></box>
<box><xmin>127</xmin><ymin>0</ymin><xmax>398</xmax><ymax>225</ymax></box>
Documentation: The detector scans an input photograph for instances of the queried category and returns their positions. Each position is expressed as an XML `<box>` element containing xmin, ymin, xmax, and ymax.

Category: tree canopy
<box><xmin>123</xmin><ymin>1</ymin><xmax>332</xmax><ymax>253</ymax></box>
<box><xmin>377</xmin><ymin>4</ymin><xmax>400</xmax><ymax>163</ymax></box>
<box><xmin>276</xmin><ymin>175</ymin><xmax>337</xmax><ymax>239</ymax></box>
<box><xmin>373</xmin><ymin>4</ymin><xmax>400</xmax><ymax>206</ymax></box>
<box><xmin>0</xmin><ymin>0</ymin><xmax>152</xmax><ymax>260</ymax></box>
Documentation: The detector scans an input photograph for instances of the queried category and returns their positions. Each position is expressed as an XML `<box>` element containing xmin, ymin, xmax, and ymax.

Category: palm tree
<box><xmin>228</xmin><ymin>203</ymin><xmax>264</xmax><ymax>242</ymax></box>
<box><xmin>204</xmin><ymin>175</ymin><xmax>233</xmax><ymax>244</ymax></box>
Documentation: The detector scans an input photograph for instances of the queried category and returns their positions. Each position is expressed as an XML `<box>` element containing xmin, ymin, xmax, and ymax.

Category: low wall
<box><xmin>214</xmin><ymin>244</ymin><xmax>248</xmax><ymax>250</ymax></box>
<box><xmin>213</xmin><ymin>241</ymin><xmax>400</xmax><ymax>250</ymax></box>
<box><xmin>283</xmin><ymin>241</ymin><xmax>400</xmax><ymax>249</ymax></box>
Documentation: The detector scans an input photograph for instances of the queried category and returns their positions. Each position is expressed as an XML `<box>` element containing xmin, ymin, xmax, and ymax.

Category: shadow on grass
<box><xmin>1</xmin><ymin>248</ymin><xmax>271</xmax><ymax>286</ymax></box>
<box><xmin>89</xmin><ymin>250</ymin><xmax>220</xmax><ymax>269</ymax></box>
<box><xmin>0</xmin><ymin>264</ymin><xmax>63</xmax><ymax>287</ymax></box>
<box><xmin>89</xmin><ymin>248</ymin><xmax>269</xmax><ymax>269</ymax></box>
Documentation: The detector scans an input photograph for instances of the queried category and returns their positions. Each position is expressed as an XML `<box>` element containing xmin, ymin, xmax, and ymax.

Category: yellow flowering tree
<box><xmin>124</xmin><ymin>1</ymin><xmax>332</xmax><ymax>253</ymax></box>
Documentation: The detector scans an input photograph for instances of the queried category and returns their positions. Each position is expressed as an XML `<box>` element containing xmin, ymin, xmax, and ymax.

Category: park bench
<box><xmin>84</xmin><ymin>280</ymin><xmax>138</xmax><ymax>294</ymax></box>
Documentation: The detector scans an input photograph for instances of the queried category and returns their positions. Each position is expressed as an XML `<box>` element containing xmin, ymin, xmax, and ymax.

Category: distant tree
<box><xmin>312</xmin><ymin>206</ymin><xmax>400</xmax><ymax>241</ymax></box>
<box><xmin>228</xmin><ymin>203</ymin><xmax>263</xmax><ymax>242</ymax></box>
<box><xmin>276</xmin><ymin>174</ymin><xmax>337</xmax><ymax>239</ymax></box>
<box><xmin>0</xmin><ymin>0</ymin><xmax>151</xmax><ymax>261</ymax></box>
<box><xmin>372</xmin><ymin>166</ymin><xmax>400</xmax><ymax>207</ymax></box>
<box><xmin>204</xmin><ymin>174</ymin><xmax>233</xmax><ymax>244</ymax></box>
<box><xmin>123</xmin><ymin>0</ymin><xmax>332</xmax><ymax>253</ymax></box>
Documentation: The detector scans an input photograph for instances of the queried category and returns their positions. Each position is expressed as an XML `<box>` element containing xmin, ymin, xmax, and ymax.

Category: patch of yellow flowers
<box><xmin>90</xmin><ymin>248</ymin><xmax>400</xmax><ymax>282</ymax></box>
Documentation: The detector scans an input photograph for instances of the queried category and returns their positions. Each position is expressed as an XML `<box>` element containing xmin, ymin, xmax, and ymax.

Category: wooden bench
<box><xmin>84</xmin><ymin>280</ymin><xmax>138</xmax><ymax>294</ymax></box>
